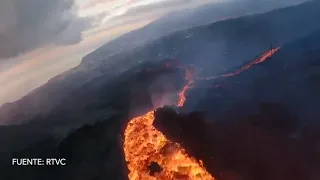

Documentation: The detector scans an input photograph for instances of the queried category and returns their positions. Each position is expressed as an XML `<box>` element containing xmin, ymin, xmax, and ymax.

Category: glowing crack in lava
<box><xmin>123</xmin><ymin>47</ymin><xmax>280</xmax><ymax>180</ymax></box>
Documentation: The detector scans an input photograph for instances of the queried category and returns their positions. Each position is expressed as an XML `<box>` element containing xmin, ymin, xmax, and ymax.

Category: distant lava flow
<box><xmin>123</xmin><ymin>47</ymin><xmax>280</xmax><ymax>180</ymax></box>
<box><xmin>200</xmin><ymin>47</ymin><xmax>280</xmax><ymax>80</ymax></box>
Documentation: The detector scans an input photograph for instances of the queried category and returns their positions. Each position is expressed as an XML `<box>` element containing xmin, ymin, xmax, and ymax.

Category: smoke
<box><xmin>148</xmin><ymin>74</ymin><xmax>180</xmax><ymax>109</ymax></box>
<box><xmin>0</xmin><ymin>0</ymin><xmax>92</xmax><ymax>59</ymax></box>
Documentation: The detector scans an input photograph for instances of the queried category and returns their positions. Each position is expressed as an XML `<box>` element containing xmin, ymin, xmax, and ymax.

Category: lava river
<box><xmin>123</xmin><ymin>47</ymin><xmax>280</xmax><ymax>180</ymax></box>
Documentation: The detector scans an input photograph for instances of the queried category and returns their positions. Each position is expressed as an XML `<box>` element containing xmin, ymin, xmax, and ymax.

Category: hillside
<box><xmin>82</xmin><ymin>0</ymin><xmax>307</xmax><ymax>66</ymax></box>
<box><xmin>0</xmin><ymin>0</ymin><xmax>319</xmax><ymax>126</ymax></box>
<box><xmin>1</xmin><ymin>29</ymin><xmax>320</xmax><ymax>179</ymax></box>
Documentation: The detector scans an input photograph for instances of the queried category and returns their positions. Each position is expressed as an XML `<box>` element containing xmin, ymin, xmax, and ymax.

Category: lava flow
<box><xmin>123</xmin><ymin>69</ymin><xmax>213</xmax><ymax>179</ymax></box>
<box><xmin>123</xmin><ymin>47</ymin><xmax>280</xmax><ymax>180</ymax></box>
<box><xmin>201</xmin><ymin>47</ymin><xmax>280</xmax><ymax>80</ymax></box>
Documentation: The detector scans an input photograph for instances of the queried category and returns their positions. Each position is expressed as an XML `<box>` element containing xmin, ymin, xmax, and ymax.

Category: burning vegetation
<box><xmin>123</xmin><ymin>48</ymin><xmax>280</xmax><ymax>180</ymax></box>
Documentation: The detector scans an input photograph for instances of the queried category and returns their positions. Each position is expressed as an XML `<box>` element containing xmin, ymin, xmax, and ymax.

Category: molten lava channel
<box><xmin>123</xmin><ymin>47</ymin><xmax>280</xmax><ymax>180</ymax></box>
<box><xmin>123</xmin><ymin>73</ymin><xmax>213</xmax><ymax>179</ymax></box>
<box><xmin>124</xmin><ymin>111</ymin><xmax>213</xmax><ymax>180</ymax></box>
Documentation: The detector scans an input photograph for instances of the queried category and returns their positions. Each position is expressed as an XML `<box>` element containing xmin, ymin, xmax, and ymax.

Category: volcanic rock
<box><xmin>154</xmin><ymin>105</ymin><xmax>311</xmax><ymax>180</ymax></box>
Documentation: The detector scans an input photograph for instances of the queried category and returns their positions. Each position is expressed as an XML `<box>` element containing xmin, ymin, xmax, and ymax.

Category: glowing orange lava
<box><xmin>124</xmin><ymin>65</ymin><xmax>213</xmax><ymax>179</ymax></box>
<box><xmin>124</xmin><ymin>110</ymin><xmax>214</xmax><ymax>180</ymax></box>
<box><xmin>202</xmin><ymin>47</ymin><xmax>280</xmax><ymax>80</ymax></box>
<box><xmin>177</xmin><ymin>82</ymin><xmax>193</xmax><ymax>107</ymax></box>
<box><xmin>123</xmin><ymin>47</ymin><xmax>280</xmax><ymax>180</ymax></box>
<box><xmin>177</xmin><ymin>65</ymin><xmax>195</xmax><ymax>107</ymax></box>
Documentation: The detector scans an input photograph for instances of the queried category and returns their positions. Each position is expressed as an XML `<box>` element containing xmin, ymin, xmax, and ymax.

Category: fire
<box><xmin>123</xmin><ymin>47</ymin><xmax>280</xmax><ymax>180</ymax></box>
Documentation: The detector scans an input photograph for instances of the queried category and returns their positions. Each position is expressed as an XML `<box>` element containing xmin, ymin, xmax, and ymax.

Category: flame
<box><xmin>123</xmin><ymin>47</ymin><xmax>280</xmax><ymax>180</ymax></box>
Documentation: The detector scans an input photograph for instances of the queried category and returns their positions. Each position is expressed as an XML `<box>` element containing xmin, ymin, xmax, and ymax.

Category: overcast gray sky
<box><xmin>0</xmin><ymin>0</ymin><xmax>221</xmax><ymax>105</ymax></box>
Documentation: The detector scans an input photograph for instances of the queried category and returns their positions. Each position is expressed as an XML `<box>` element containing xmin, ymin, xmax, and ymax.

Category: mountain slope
<box><xmin>186</xmin><ymin>29</ymin><xmax>320</xmax><ymax>125</ymax></box>
<box><xmin>126</xmin><ymin>0</ymin><xmax>320</xmax><ymax>76</ymax></box>
<box><xmin>2</xmin><ymin>29</ymin><xmax>320</xmax><ymax>180</ymax></box>
<box><xmin>0</xmin><ymin>0</ymin><xmax>319</xmax><ymax>125</ymax></box>
<box><xmin>82</xmin><ymin>0</ymin><xmax>307</xmax><ymax>66</ymax></box>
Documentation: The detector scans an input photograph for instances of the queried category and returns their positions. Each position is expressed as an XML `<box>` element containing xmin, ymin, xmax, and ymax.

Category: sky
<box><xmin>0</xmin><ymin>0</ymin><xmax>218</xmax><ymax>106</ymax></box>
